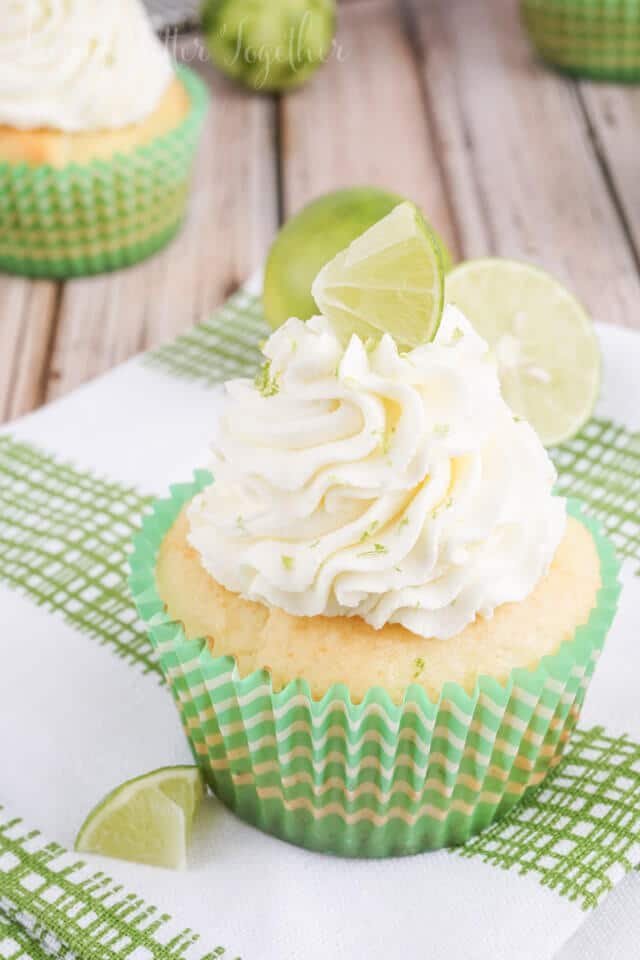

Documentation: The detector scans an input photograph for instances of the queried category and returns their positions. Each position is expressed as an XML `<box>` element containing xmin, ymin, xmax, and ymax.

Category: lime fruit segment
<box><xmin>312</xmin><ymin>201</ymin><xmax>445</xmax><ymax>350</ymax></box>
<box><xmin>445</xmin><ymin>258</ymin><xmax>601</xmax><ymax>446</ymax></box>
<box><xmin>265</xmin><ymin>187</ymin><xmax>405</xmax><ymax>330</ymax></box>
<box><xmin>75</xmin><ymin>766</ymin><xmax>204</xmax><ymax>870</ymax></box>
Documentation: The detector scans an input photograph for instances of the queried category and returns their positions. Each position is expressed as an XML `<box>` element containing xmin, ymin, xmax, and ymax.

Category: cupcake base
<box><xmin>130</xmin><ymin>474</ymin><xmax>620</xmax><ymax>857</ymax></box>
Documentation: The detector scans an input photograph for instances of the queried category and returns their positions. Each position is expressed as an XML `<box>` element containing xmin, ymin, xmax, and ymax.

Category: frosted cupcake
<box><xmin>0</xmin><ymin>0</ymin><xmax>207</xmax><ymax>277</ymax></box>
<box><xmin>131</xmin><ymin>209</ymin><xmax>619</xmax><ymax>856</ymax></box>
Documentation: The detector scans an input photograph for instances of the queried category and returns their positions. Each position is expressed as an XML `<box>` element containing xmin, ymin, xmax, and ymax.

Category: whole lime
<box><xmin>263</xmin><ymin>187</ymin><xmax>454</xmax><ymax>330</ymax></box>
<box><xmin>201</xmin><ymin>0</ymin><xmax>336</xmax><ymax>92</ymax></box>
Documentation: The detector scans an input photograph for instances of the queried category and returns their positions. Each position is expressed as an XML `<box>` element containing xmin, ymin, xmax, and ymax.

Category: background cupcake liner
<box><xmin>0</xmin><ymin>66</ymin><xmax>208</xmax><ymax>279</ymax></box>
<box><xmin>130</xmin><ymin>474</ymin><xmax>621</xmax><ymax>858</ymax></box>
<box><xmin>522</xmin><ymin>0</ymin><xmax>640</xmax><ymax>82</ymax></box>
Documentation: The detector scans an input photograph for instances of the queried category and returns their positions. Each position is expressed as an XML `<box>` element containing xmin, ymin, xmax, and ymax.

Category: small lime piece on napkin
<box><xmin>201</xmin><ymin>0</ymin><xmax>336</xmax><ymax>92</ymax></box>
<box><xmin>75</xmin><ymin>766</ymin><xmax>204</xmax><ymax>870</ymax></box>
<box><xmin>446</xmin><ymin>258</ymin><xmax>601</xmax><ymax>446</ymax></box>
<box><xmin>312</xmin><ymin>201</ymin><xmax>446</xmax><ymax>350</ymax></box>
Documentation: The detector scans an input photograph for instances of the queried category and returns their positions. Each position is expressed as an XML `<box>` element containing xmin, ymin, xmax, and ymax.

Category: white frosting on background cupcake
<box><xmin>0</xmin><ymin>0</ymin><xmax>173</xmax><ymax>131</ymax></box>
<box><xmin>188</xmin><ymin>306</ymin><xmax>566</xmax><ymax>640</ymax></box>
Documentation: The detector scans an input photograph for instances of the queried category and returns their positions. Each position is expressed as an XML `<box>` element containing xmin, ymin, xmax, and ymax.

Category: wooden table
<box><xmin>2</xmin><ymin>0</ymin><xmax>640</xmax><ymax>426</ymax></box>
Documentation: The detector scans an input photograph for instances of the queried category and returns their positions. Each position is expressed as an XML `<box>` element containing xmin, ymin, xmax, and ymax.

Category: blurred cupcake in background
<box><xmin>522</xmin><ymin>0</ymin><xmax>640</xmax><ymax>82</ymax></box>
<box><xmin>0</xmin><ymin>0</ymin><xmax>208</xmax><ymax>278</ymax></box>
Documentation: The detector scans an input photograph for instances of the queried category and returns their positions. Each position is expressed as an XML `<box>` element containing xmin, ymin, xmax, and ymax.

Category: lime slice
<box><xmin>75</xmin><ymin>766</ymin><xmax>204</xmax><ymax>870</ymax></box>
<box><xmin>312</xmin><ymin>201</ymin><xmax>445</xmax><ymax>350</ymax></box>
<box><xmin>263</xmin><ymin>187</ymin><xmax>453</xmax><ymax>331</ymax></box>
<box><xmin>446</xmin><ymin>259</ymin><xmax>601</xmax><ymax>446</ymax></box>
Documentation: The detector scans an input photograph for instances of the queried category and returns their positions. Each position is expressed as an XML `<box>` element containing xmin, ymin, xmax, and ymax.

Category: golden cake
<box><xmin>157</xmin><ymin>507</ymin><xmax>600</xmax><ymax>703</ymax></box>
<box><xmin>0</xmin><ymin>77</ymin><xmax>190</xmax><ymax>169</ymax></box>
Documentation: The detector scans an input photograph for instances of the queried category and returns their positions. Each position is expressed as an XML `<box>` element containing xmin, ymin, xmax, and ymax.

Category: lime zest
<box><xmin>359</xmin><ymin>520</ymin><xmax>380</xmax><ymax>543</ymax></box>
<box><xmin>254</xmin><ymin>360</ymin><xmax>280</xmax><ymax>397</ymax></box>
<box><xmin>358</xmin><ymin>542</ymin><xmax>388</xmax><ymax>558</ymax></box>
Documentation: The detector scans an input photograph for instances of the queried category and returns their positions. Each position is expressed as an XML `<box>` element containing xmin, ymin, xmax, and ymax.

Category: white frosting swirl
<box><xmin>188</xmin><ymin>307</ymin><xmax>566</xmax><ymax>640</ymax></box>
<box><xmin>0</xmin><ymin>0</ymin><xmax>173</xmax><ymax>131</ymax></box>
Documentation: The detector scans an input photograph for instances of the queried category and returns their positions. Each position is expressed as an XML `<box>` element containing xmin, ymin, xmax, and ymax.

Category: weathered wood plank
<box><xmin>579</xmin><ymin>84</ymin><xmax>640</xmax><ymax>268</ymax></box>
<box><xmin>410</xmin><ymin>0</ymin><xmax>640</xmax><ymax>329</ymax></box>
<box><xmin>46</xmin><ymin>33</ymin><xmax>278</xmax><ymax>403</ymax></box>
<box><xmin>280</xmin><ymin>0</ymin><xmax>458</xmax><ymax>254</ymax></box>
<box><xmin>0</xmin><ymin>280</ymin><xmax>58</xmax><ymax>424</ymax></box>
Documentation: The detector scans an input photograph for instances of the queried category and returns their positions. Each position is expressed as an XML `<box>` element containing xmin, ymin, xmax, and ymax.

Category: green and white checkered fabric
<box><xmin>146</xmin><ymin>290</ymin><xmax>267</xmax><ymax>385</ymax></box>
<box><xmin>0</xmin><ymin>810</ymin><xmax>236</xmax><ymax>960</ymax></box>
<box><xmin>1</xmin><ymin>287</ymin><xmax>639</xmax><ymax>959</ymax></box>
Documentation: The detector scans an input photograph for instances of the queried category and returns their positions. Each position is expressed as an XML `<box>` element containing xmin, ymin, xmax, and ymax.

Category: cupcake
<box><xmin>0</xmin><ymin>0</ymin><xmax>208</xmax><ymax>278</ymax></box>
<box><xmin>522</xmin><ymin>0</ymin><xmax>640</xmax><ymax>83</ymax></box>
<box><xmin>131</xmin><ymin>254</ymin><xmax>619</xmax><ymax>858</ymax></box>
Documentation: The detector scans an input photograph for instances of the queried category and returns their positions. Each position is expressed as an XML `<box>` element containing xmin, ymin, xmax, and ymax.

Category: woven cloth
<box><xmin>0</xmin><ymin>274</ymin><xmax>639</xmax><ymax>960</ymax></box>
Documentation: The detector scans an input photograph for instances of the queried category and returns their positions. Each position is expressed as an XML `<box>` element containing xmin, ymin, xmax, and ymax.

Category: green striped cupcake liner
<box><xmin>0</xmin><ymin>66</ymin><xmax>208</xmax><ymax>279</ymax></box>
<box><xmin>130</xmin><ymin>474</ymin><xmax>620</xmax><ymax>858</ymax></box>
<box><xmin>522</xmin><ymin>0</ymin><xmax>640</xmax><ymax>82</ymax></box>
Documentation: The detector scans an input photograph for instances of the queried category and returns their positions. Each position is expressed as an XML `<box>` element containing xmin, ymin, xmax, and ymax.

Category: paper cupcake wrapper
<box><xmin>130</xmin><ymin>474</ymin><xmax>621</xmax><ymax>857</ymax></box>
<box><xmin>0</xmin><ymin>66</ymin><xmax>208</xmax><ymax>279</ymax></box>
<box><xmin>522</xmin><ymin>0</ymin><xmax>640</xmax><ymax>81</ymax></box>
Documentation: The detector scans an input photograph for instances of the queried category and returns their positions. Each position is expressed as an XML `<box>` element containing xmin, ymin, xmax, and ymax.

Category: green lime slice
<box><xmin>446</xmin><ymin>258</ymin><xmax>601</xmax><ymax>446</ymax></box>
<box><xmin>311</xmin><ymin>201</ymin><xmax>445</xmax><ymax>350</ymax></box>
<box><xmin>263</xmin><ymin>187</ymin><xmax>453</xmax><ymax>331</ymax></box>
<box><xmin>75</xmin><ymin>766</ymin><xmax>204</xmax><ymax>870</ymax></box>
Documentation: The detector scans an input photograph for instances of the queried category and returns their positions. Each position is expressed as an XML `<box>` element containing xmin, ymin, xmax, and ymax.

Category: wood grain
<box><xmin>579</xmin><ymin>84</ymin><xmax>640</xmax><ymax>268</ymax></box>
<box><xmin>0</xmin><ymin>279</ymin><xmax>58</xmax><ymax>422</ymax></box>
<box><xmin>46</xmin><ymin>34</ymin><xmax>278</xmax><ymax>403</ymax></box>
<box><xmin>280</xmin><ymin>0</ymin><xmax>458</xmax><ymax>255</ymax></box>
<box><xmin>411</xmin><ymin>0</ymin><xmax>640</xmax><ymax>329</ymax></box>
<box><xmin>2</xmin><ymin>8</ymin><xmax>640</xmax><ymax>426</ymax></box>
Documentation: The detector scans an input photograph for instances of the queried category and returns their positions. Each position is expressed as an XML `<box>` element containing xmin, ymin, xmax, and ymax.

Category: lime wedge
<box><xmin>75</xmin><ymin>766</ymin><xmax>204</xmax><ymax>870</ymax></box>
<box><xmin>263</xmin><ymin>187</ymin><xmax>453</xmax><ymax>331</ymax></box>
<box><xmin>312</xmin><ymin>201</ymin><xmax>445</xmax><ymax>350</ymax></box>
<box><xmin>446</xmin><ymin>259</ymin><xmax>601</xmax><ymax>447</ymax></box>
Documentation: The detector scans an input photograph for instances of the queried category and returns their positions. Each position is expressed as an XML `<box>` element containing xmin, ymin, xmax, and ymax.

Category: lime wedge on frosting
<box><xmin>75</xmin><ymin>766</ymin><xmax>204</xmax><ymax>870</ymax></box>
<box><xmin>312</xmin><ymin>201</ymin><xmax>446</xmax><ymax>350</ymax></box>
<box><xmin>446</xmin><ymin>258</ymin><xmax>601</xmax><ymax>446</ymax></box>
<box><xmin>263</xmin><ymin>187</ymin><xmax>453</xmax><ymax>331</ymax></box>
